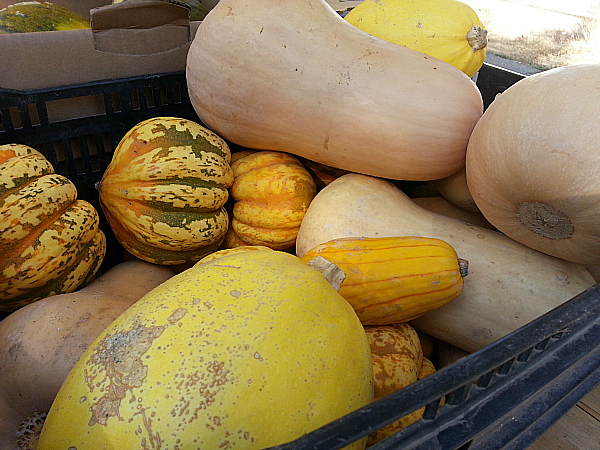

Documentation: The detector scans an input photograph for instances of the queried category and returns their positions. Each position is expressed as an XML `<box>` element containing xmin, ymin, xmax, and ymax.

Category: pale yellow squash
<box><xmin>296</xmin><ymin>173</ymin><xmax>595</xmax><ymax>352</ymax></box>
<box><xmin>345</xmin><ymin>0</ymin><xmax>487</xmax><ymax>77</ymax></box>
<box><xmin>38</xmin><ymin>248</ymin><xmax>373</xmax><ymax>449</ymax></box>
<box><xmin>428</xmin><ymin>166</ymin><xmax>480</xmax><ymax>212</ymax></box>
<box><xmin>411</xmin><ymin>196</ymin><xmax>495</xmax><ymax>230</ymax></box>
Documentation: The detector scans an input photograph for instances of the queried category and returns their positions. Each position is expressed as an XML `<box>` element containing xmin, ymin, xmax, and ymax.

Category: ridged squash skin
<box><xmin>186</xmin><ymin>0</ymin><xmax>483</xmax><ymax>181</ymax></box>
<box><xmin>226</xmin><ymin>151</ymin><xmax>317</xmax><ymax>250</ymax></box>
<box><xmin>345</xmin><ymin>0</ymin><xmax>487</xmax><ymax>78</ymax></box>
<box><xmin>38</xmin><ymin>248</ymin><xmax>374</xmax><ymax>449</ymax></box>
<box><xmin>365</xmin><ymin>323</ymin><xmax>435</xmax><ymax>446</ymax></box>
<box><xmin>301</xmin><ymin>236</ymin><xmax>467</xmax><ymax>325</ymax></box>
<box><xmin>98</xmin><ymin>117</ymin><xmax>234</xmax><ymax>265</ymax></box>
<box><xmin>0</xmin><ymin>144</ymin><xmax>106</xmax><ymax>312</ymax></box>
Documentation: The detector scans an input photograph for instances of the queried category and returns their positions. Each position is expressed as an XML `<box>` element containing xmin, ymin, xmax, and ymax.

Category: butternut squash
<box><xmin>296</xmin><ymin>173</ymin><xmax>595</xmax><ymax>352</ymax></box>
<box><xmin>0</xmin><ymin>260</ymin><xmax>174</xmax><ymax>450</ymax></box>
<box><xmin>466</xmin><ymin>64</ymin><xmax>600</xmax><ymax>266</ymax></box>
<box><xmin>411</xmin><ymin>196</ymin><xmax>495</xmax><ymax>230</ymax></box>
<box><xmin>186</xmin><ymin>0</ymin><xmax>483</xmax><ymax>181</ymax></box>
<box><xmin>428</xmin><ymin>166</ymin><xmax>480</xmax><ymax>212</ymax></box>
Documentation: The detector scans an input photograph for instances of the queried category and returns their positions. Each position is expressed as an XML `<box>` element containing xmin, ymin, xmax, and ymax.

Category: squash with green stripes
<box><xmin>0</xmin><ymin>2</ymin><xmax>90</xmax><ymax>34</ymax></box>
<box><xmin>0</xmin><ymin>144</ymin><xmax>106</xmax><ymax>312</ymax></box>
<box><xmin>97</xmin><ymin>117</ymin><xmax>234</xmax><ymax>265</ymax></box>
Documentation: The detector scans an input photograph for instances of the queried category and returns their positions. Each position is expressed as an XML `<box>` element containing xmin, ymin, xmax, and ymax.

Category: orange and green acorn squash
<box><xmin>0</xmin><ymin>144</ymin><xmax>106</xmax><ymax>312</ymax></box>
<box><xmin>0</xmin><ymin>2</ymin><xmax>90</xmax><ymax>33</ymax></box>
<box><xmin>97</xmin><ymin>117</ymin><xmax>234</xmax><ymax>265</ymax></box>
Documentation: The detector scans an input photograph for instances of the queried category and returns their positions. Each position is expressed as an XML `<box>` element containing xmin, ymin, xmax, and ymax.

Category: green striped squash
<box><xmin>0</xmin><ymin>144</ymin><xmax>106</xmax><ymax>312</ymax></box>
<box><xmin>97</xmin><ymin>117</ymin><xmax>234</xmax><ymax>265</ymax></box>
<box><xmin>0</xmin><ymin>2</ymin><xmax>90</xmax><ymax>33</ymax></box>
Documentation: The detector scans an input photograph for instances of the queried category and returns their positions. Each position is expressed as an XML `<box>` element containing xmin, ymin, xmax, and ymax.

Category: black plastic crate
<box><xmin>1</xmin><ymin>71</ymin><xmax>200</xmax><ymax>271</ymax></box>
<box><xmin>2</xmin><ymin>64</ymin><xmax>599</xmax><ymax>449</ymax></box>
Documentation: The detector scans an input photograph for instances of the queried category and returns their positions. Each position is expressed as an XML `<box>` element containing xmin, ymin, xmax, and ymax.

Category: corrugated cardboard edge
<box><xmin>90</xmin><ymin>1</ymin><xmax>191</xmax><ymax>55</ymax></box>
<box><xmin>0</xmin><ymin>2</ymin><xmax>199</xmax><ymax>91</ymax></box>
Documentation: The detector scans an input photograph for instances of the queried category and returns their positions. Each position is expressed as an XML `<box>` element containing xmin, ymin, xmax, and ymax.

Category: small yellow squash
<box><xmin>345</xmin><ymin>0</ymin><xmax>487</xmax><ymax>78</ymax></box>
<box><xmin>301</xmin><ymin>236</ymin><xmax>468</xmax><ymax>325</ymax></box>
<box><xmin>225</xmin><ymin>150</ymin><xmax>317</xmax><ymax>250</ymax></box>
<box><xmin>38</xmin><ymin>247</ymin><xmax>373</xmax><ymax>449</ymax></box>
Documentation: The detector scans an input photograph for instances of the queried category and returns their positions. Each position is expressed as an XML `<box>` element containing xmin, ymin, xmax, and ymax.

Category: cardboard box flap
<box><xmin>91</xmin><ymin>1</ymin><xmax>191</xmax><ymax>55</ymax></box>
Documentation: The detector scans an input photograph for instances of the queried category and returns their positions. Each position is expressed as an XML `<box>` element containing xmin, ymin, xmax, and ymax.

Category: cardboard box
<box><xmin>0</xmin><ymin>0</ymin><xmax>360</xmax><ymax>91</ymax></box>
<box><xmin>0</xmin><ymin>0</ymin><xmax>201</xmax><ymax>90</ymax></box>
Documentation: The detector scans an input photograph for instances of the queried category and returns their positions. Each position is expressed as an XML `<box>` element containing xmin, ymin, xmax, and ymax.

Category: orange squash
<box><xmin>225</xmin><ymin>151</ymin><xmax>317</xmax><ymax>250</ymax></box>
<box><xmin>365</xmin><ymin>323</ymin><xmax>437</xmax><ymax>445</ymax></box>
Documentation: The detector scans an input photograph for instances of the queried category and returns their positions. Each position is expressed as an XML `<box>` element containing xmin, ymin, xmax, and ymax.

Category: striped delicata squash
<box><xmin>0</xmin><ymin>144</ymin><xmax>106</xmax><ymax>312</ymax></box>
<box><xmin>97</xmin><ymin>117</ymin><xmax>234</xmax><ymax>265</ymax></box>
<box><xmin>300</xmin><ymin>236</ymin><xmax>468</xmax><ymax>325</ymax></box>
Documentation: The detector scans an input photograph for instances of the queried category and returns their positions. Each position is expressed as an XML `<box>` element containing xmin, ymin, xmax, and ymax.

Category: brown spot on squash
<box><xmin>86</xmin><ymin>324</ymin><xmax>166</xmax><ymax>426</ymax></box>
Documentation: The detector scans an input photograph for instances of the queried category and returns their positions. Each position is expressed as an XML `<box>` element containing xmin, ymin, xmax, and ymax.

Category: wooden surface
<box><xmin>528</xmin><ymin>383</ymin><xmax>600</xmax><ymax>449</ymax></box>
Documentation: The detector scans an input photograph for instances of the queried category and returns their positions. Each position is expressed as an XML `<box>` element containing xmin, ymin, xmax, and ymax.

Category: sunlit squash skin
<box><xmin>226</xmin><ymin>151</ymin><xmax>317</xmax><ymax>250</ymax></box>
<box><xmin>345</xmin><ymin>0</ymin><xmax>487</xmax><ymax>78</ymax></box>
<box><xmin>301</xmin><ymin>236</ymin><xmax>467</xmax><ymax>325</ymax></box>
<box><xmin>296</xmin><ymin>173</ymin><xmax>596</xmax><ymax>352</ymax></box>
<box><xmin>466</xmin><ymin>64</ymin><xmax>600</xmax><ymax>266</ymax></box>
<box><xmin>0</xmin><ymin>2</ymin><xmax>90</xmax><ymax>33</ymax></box>
<box><xmin>97</xmin><ymin>117</ymin><xmax>234</xmax><ymax>265</ymax></box>
<box><xmin>38</xmin><ymin>248</ymin><xmax>373</xmax><ymax>449</ymax></box>
<box><xmin>0</xmin><ymin>144</ymin><xmax>106</xmax><ymax>312</ymax></box>
<box><xmin>186</xmin><ymin>0</ymin><xmax>483</xmax><ymax>181</ymax></box>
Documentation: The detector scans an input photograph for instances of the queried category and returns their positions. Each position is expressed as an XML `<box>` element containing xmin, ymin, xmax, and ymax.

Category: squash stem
<box><xmin>459</xmin><ymin>258</ymin><xmax>469</xmax><ymax>277</ymax></box>
<box><xmin>306</xmin><ymin>256</ymin><xmax>346</xmax><ymax>292</ymax></box>
<box><xmin>466</xmin><ymin>26</ymin><xmax>488</xmax><ymax>52</ymax></box>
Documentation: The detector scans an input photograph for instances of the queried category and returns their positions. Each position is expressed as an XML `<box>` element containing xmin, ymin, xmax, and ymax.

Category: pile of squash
<box><xmin>1</xmin><ymin>0</ymin><xmax>599</xmax><ymax>448</ymax></box>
